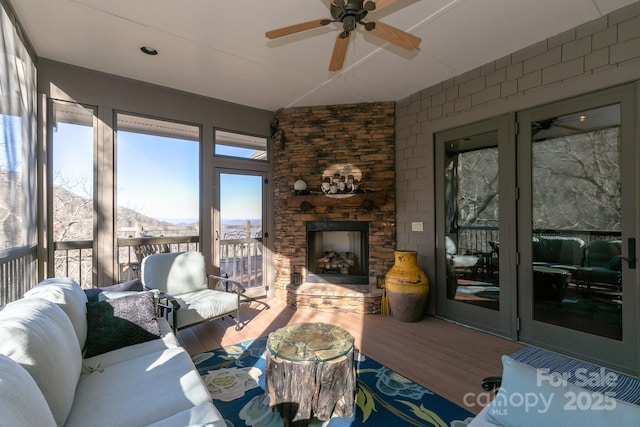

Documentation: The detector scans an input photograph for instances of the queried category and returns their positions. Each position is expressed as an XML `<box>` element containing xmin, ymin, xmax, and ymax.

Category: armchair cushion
<box><xmin>171</xmin><ymin>288</ymin><xmax>240</xmax><ymax>330</ymax></box>
<box><xmin>142</xmin><ymin>252</ymin><xmax>208</xmax><ymax>295</ymax></box>
<box><xmin>85</xmin><ymin>291</ymin><xmax>161</xmax><ymax>358</ymax></box>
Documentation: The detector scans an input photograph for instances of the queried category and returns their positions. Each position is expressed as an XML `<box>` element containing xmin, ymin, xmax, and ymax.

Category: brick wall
<box><xmin>272</xmin><ymin>102</ymin><xmax>396</xmax><ymax>299</ymax></box>
<box><xmin>395</xmin><ymin>2</ymin><xmax>640</xmax><ymax>271</ymax></box>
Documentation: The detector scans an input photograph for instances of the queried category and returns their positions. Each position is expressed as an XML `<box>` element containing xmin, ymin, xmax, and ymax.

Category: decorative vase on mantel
<box><xmin>385</xmin><ymin>250</ymin><xmax>429</xmax><ymax>322</ymax></box>
<box><xmin>293</xmin><ymin>178</ymin><xmax>308</xmax><ymax>195</ymax></box>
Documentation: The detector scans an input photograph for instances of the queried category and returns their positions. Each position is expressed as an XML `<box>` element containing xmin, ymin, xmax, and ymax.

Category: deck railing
<box><xmin>0</xmin><ymin>226</ymin><xmax>622</xmax><ymax>306</ymax></box>
<box><xmin>0</xmin><ymin>245</ymin><xmax>38</xmax><ymax>306</ymax></box>
<box><xmin>455</xmin><ymin>226</ymin><xmax>621</xmax><ymax>256</ymax></box>
<box><xmin>219</xmin><ymin>236</ymin><xmax>263</xmax><ymax>289</ymax></box>
<box><xmin>51</xmin><ymin>233</ymin><xmax>262</xmax><ymax>290</ymax></box>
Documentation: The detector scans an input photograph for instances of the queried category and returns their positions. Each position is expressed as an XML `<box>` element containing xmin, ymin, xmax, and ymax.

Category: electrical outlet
<box><xmin>411</xmin><ymin>222</ymin><xmax>423</xmax><ymax>232</ymax></box>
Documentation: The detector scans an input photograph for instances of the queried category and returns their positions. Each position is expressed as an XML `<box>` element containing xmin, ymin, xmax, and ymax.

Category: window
<box><xmin>214</xmin><ymin>129</ymin><xmax>268</xmax><ymax>160</ymax></box>
<box><xmin>50</xmin><ymin>101</ymin><xmax>96</xmax><ymax>285</ymax></box>
<box><xmin>52</xmin><ymin>102</ymin><xmax>95</xmax><ymax>242</ymax></box>
<box><xmin>0</xmin><ymin>2</ymin><xmax>37</xmax><ymax>250</ymax></box>
<box><xmin>116</xmin><ymin>113</ymin><xmax>200</xmax><ymax>245</ymax></box>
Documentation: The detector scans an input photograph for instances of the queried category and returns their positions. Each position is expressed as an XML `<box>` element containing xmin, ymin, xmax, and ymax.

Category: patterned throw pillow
<box><xmin>84</xmin><ymin>291</ymin><xmax>161</xmax><ymax>358</ymax></box>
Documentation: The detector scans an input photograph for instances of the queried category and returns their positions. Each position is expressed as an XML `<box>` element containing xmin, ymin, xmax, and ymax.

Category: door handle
<box><xmin>628</xmin><ymin>237</ymin><xmax>636</xmax><ymax>269</ymax></box>
<box><xmin>215</xmin><ymin>230</ymin><xmax>219</xmax><ymax>241</ymax></box>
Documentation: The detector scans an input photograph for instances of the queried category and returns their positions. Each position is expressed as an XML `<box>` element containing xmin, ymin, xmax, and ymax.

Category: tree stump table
<box><xmin>265</xmin><ymin>322</ymin><xmax>355</xmax><ymax>427</ymax></box>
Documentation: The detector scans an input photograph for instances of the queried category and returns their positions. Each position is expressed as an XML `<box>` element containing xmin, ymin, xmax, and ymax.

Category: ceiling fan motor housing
<box><xmin>330</xmin><ymin>0</ymin><xmax>372</xmax><ymax>25</ymax></box>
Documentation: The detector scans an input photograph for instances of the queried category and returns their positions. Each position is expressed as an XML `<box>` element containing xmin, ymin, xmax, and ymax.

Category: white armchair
<box><xmin>446</xmin><ymin>236</ymin><xmax>481</xmax><ymax>271</ymax></box>
<box><xmin>141</xmin><ymin>251</ymin><xmax>245</xmax><ymax>333</ymax></box>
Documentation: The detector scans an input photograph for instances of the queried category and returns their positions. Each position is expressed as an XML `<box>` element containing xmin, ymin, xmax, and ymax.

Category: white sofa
<box><xmin>469</xmin><ymin>354</ymin><xmax>640</xmax><ymax>426</ymax></box>
<box><xmin>0</xmin><ymin>277</ymin><xmax>225</xmax><ymax>427</ymax></box>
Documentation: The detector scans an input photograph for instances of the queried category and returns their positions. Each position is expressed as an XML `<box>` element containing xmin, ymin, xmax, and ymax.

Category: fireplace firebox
<box><xmin>306</xmin><ymin>221</ymin><xmax>369</xmax><ymax>285</ymax></box>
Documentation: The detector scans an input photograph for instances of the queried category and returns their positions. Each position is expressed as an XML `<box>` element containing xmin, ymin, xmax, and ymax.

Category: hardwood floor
<box><xmin>177</xmin><ymin>297</ymin><xmax>523</xmax><ymax>415</ymax></box>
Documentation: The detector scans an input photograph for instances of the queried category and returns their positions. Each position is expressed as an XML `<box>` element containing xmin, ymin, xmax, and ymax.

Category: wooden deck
<box><xmin>177</xmin><ymin>297</ymin><xmax>524</xmax><ymax>415</ymax></box>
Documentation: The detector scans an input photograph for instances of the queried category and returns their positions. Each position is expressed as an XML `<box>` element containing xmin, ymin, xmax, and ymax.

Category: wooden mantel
<box><xmin>286</xmin><ymin>192</ymin><xmax>387</xmax><ymax>211</ymax></box>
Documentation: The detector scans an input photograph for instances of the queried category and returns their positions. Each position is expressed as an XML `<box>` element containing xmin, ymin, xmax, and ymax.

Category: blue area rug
<box><xmin>192</xmin><ymin>336</ymin><xmax>474</xmax><ymax>426</ymax></box>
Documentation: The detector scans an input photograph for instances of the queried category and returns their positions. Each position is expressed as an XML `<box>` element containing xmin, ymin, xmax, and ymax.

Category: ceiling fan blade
<box><xmin>369</xmin><ymin>0</ymin><xmax>400</xmax><ymax>12</ymax></box>
<box><xmin>329</xmin><ymin>33</ymin><xmax>350</xmax><ymax>72</ymax></box>
<box><xmin>265</xmin><ymin>19</ymin><xmax>328</xmax><ymax>39</ymax></box>
<box><xmin>369</xmin><ymin>20</ymin><xmax>421</xmax><ymax>50</ymax></box>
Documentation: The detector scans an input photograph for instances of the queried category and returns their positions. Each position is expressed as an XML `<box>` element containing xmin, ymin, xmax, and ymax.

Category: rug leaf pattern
<box><xmin>192</xmin><ymin>336</ymin><xmax>474</xmax><ymax>427</ymax></box>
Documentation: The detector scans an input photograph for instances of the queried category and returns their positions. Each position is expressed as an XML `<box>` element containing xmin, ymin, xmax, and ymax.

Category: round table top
<box><xmin>267</xmin><ymin>322</ymin><xmax>354</xmax><ymax>362</ymax></box>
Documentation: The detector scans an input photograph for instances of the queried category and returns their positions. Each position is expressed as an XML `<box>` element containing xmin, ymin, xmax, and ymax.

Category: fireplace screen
<box><xmin>306</xmin><ymin>221</ymin><xmax>369</xmax><ymax>285</ymax></box>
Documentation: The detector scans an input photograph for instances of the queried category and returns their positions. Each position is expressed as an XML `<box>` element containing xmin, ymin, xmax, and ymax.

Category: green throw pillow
<box><xmin>84</xmin><ymin>291</ymin><xmax>161</xmax><ymax>358</ymax></box>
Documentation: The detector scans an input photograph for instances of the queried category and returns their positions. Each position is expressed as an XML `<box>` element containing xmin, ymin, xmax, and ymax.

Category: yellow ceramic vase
<box><xmin>385</xmin><ymin>250</ymin><xmax>430</xmax><ymax>322</ymax></box>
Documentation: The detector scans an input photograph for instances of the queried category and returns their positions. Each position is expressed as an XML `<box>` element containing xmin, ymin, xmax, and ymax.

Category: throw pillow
<box><xmin>84</xmin><ymin>278</ymin><xmax>144</xmax><ymax>302</ymax></box>
<box><xmin>85</xmin><ymin>291</ymin><xmax>161</xmax><ymax>358</ymax></box>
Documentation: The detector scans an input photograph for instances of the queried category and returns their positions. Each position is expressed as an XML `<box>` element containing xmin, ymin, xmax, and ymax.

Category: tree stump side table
<box><xmin>265</xmin><ymin>322</ymin><xmax>355</xmax><ymax>426</ymax></box>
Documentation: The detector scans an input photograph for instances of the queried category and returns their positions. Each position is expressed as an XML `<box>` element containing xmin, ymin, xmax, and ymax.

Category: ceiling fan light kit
<box><xmin>265</xmin><ymin>0</ymin><xmax>421</xmax><ymax>71</ymax></box>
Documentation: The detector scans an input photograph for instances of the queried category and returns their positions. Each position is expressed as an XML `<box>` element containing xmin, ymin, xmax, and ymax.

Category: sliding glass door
<box><xmin>517</xmin><ymin>85</ymin><xmax>638</xmax><ymax>374</ymax></box>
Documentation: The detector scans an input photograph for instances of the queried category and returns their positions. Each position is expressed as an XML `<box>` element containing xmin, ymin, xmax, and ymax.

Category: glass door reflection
<box><xmin>530</xmin><ymin>104</ymin><xmax>622</xmax><ymax>340</ymax></box>
<box><xmin>445</xmin><ymin>132</ymin><xmax>500</xmax><ymax>310</ymax></box>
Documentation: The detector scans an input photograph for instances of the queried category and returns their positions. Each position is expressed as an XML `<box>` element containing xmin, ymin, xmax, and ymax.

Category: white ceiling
<box><xmin>9</xmin><ymin>0</ymin><xmax>637</xmax><ymax>111</ymax></box>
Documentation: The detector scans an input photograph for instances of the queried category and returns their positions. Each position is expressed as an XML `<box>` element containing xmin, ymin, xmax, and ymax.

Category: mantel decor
<box><xmin>286</xmin><ymin>192</ymin><xmax>387</xmax><ymax>212</ymax></box>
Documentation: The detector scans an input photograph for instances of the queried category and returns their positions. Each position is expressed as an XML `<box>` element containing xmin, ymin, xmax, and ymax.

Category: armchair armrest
<box><xmin>144</xmin><ymin>286</ymin><xmax>180</xmax><ymax>318</ymax></box>
<box><xmin>208</xmin><ymin>275</ymin><xmax>246</xmax><ymax>294</ymax></box>
<box><xmin>481</xmin><ymin>376</ymin><xmax>502</xmax><ymax>392</ymax></box>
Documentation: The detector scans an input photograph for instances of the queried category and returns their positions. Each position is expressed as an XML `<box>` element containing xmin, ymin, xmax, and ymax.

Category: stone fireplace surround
<box><xmin>272</xmin><ymin>102</ymin><xmax>396</xmax><ymax>314</ymax></box>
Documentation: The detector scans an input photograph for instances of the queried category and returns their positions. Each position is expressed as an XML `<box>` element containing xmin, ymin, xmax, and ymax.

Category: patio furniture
<box><xmin>470</xmin><ymin>346</ymin><xmax>640</xmax><ymax>426</ymax></box>
<box><xmin>446</xmin><ymin>236</ymin><xmax>481</xmax><ymax>275</ymax></box>
<box><xmin>1</xmin><ymin>278</ymin><xmax>224</xmax><ymax>427</ymax></box>
<box><xmin>141</xmin><ymin>251</ymin><xmax>245</xmax><ymax>333</ymax></box>
<box><xmin>575</xmin><ymin>240</ymin><xmax>622</xmax><ymax>291</ymax></box>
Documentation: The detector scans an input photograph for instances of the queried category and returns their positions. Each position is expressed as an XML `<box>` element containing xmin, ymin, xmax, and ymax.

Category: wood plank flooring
<box><xmin>177</xmin><ymin>297</ymin><xmax>524</xmax><ymax>415</ymax></box>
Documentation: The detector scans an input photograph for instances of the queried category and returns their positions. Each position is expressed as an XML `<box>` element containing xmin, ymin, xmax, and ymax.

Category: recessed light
<box><xmin>140</xmin><ymin>46</ymin><xmax>158</xmax><ymax>56</ymax></box>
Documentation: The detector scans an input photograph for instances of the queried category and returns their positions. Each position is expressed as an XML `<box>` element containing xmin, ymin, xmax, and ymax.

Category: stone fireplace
<box><xmin>306</xmin><ymin>221</ymin><xmax>369</xmax><ymax>285</ymax></box>
<box><xmin>272</xmin><ymin>102</ymin><xmax>396</xmax><ymax>314</ymax></box>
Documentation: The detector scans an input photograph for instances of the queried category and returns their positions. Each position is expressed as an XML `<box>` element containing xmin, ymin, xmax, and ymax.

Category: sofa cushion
<box><xmin>23</xmin><ymin>277</ymin><xmax>88</xmax><ymax>348</ymax></box>
<box><xmin>67</xmin><ymin>347</ymin><xmax>214</xmax><ymax>427</ymax></box>
<box><xmin>485</xmin><ymin>355</ymin><xmax>640</xmax><ymax>426</ymax></box>
<box><xmin>0</xmin><ymin>298</ymin><xmax>82</xmax><ymax>426</ymax></box>
<box><xmin>0</xmin><ymin>354</ymin><xmax>57</xmax><ymax>427</ymax></box>
<box><xmin>85</xmin><ymin>291</ymin><xmax>161</xmax><ymax>358</ymax></box>
<box><xmin>146</xmin><ymin>402</ymin><xmax>226</xmax><ymax>427</ymax></box>
<box><xmin>534</xmin><ymin>237</ymin><xmax>585</xmax><ymax>266</ymax></box>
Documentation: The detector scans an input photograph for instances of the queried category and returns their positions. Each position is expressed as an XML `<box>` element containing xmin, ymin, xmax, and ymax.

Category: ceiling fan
<box><xmin>265</xmin><ymin>0</ymin><xmax>421</xmax><ymax>72</ymax></box>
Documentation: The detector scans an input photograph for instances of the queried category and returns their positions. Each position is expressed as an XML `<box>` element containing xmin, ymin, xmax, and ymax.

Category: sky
<box><xmin>52</xmin><ymin>123</ymin><xmax>262</xmax><ymax>224</ymax></box>
<box><xmin>220</xmin><ymin>173</ymin><xmax>262</xmax><ymax>222</ymax></box>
